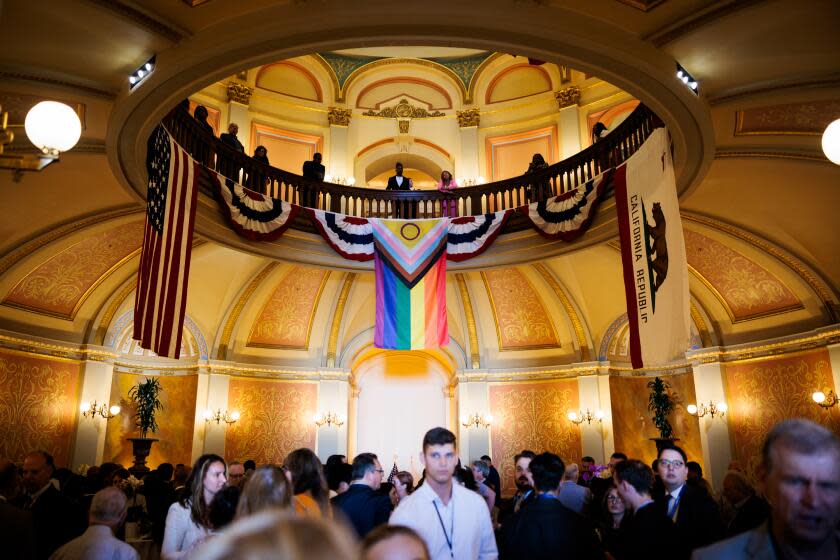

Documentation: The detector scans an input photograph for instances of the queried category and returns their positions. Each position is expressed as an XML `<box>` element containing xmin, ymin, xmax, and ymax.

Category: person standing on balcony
<box><xmin>437</xmin><ymin>170</ymin><xmax>458</xmax><ymax>218</ymax></box>
<box><xmin>303</xmin><ymin>152</ymin><xmax>325</xmax><ymax>181</ymax></box>
<box><xmin>386</xmin><ymin>162</ymin><xmax>414</xmax><ymax>218</ymax></box>
<box><xmin>525</xmin><ymin>153</ymin><xmax>550</xmax><ymax>203</ymax></box>
<box><xmin>219</xmin><ymin>123</ymin><xmax>244</xmax><ymax>182</ymax></box>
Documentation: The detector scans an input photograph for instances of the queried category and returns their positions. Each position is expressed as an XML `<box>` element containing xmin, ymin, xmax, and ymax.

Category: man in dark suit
<box><xmin>497</xmin><ymin>450</ymin><xmax>537</xmax><ymax>527</ymax></box>
<box><xmin>499</xmin><ymin>452</ymin><xmax>603</xmax><ymax>559</ymax></box>
<box><xmin>218</xmin><ymin>123</ymin><xmax>244</xmax><ymax>181</ymax></box>
<box><xmin>614</xmin><ymin>459</ymin><xmax>678</xmax><ymax>559</ymax></box>
<box><xmin>721</xmin><ymin>470</ymin><xmax>769</xmax><ymax>537</ymax></box>
<box><xmin>481</xmin><ymin>455</ymin><xmax>502</xmax><ymax>506</ymax></box>
<box><xmin>655</xmin><ymin>446</ymin><xmax>724</xmax><ymax>556</ymax></box>
<box><xmin>386</xmin><ymin>162</ymin><xmax>414</xmax><ymax>218</ymax></box>
<box><xmin>19</xmin><ymin>451</ymin><xmax>84</xmax><ymax>559</ymax></box>
<box><xmin>331</xmin><ymin>453</ymin><xmax>398</xmax><ymax>539</ymax></box>
<box><xmin>302</xmin><ymin>152</ymin><xmax>325</xmax><ymax>181</ymax></box>
<box><xmin>0</xmin><ymin>459</ymin><xmax>35</xmax><ymax>560</ymax></box>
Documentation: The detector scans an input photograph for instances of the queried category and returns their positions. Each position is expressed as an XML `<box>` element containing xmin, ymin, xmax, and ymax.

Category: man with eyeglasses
<box><xmin>332</xmin><ymin>453</ymin><xmax>405</xmax><ymax>538</ymax></box>
<box><xmin>614</xmin><ymin>459</ymin><xmax>677</xmax><ymax>559</ymax></box>
<box><xmin>656</xmin><ymin>446</ymin><xmax>723</xmax><ymax>557</ymax></box>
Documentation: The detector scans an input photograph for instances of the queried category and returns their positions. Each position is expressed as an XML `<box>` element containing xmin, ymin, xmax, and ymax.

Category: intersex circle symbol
<box><xmin>400</xmin><ymin>222</ymin><xmax>421</xmax><ymax>241</ymax></box>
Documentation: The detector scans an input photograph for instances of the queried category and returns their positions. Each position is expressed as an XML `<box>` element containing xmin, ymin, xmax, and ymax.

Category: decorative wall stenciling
<box><xmin>103</xmin><ymin>373</ymin><xmax>198</xmax><ymax>469</ymax></box>
<box><xmin>724</xmin><ymin>348</ymin><xmax>839</xmax><ymax>482</ymax></box>
<box><xmin>482</xmin><ymin>268</ymin><xmax>559</xmax><ymax>350</ymax></box>
<box><xmin>0</xmin><ymin>349</ymin><xmax>80</xmax><ymax>465</ymax></box>
<box><xmin>735</xmin><ymin>100</ymin><xmax>840</xmax><ymax>136</ymax></box>
<box><xmin>4</xmin><ymin>221</ymin><xmax>143</xmax><ymax>318</ymax></box>
<box><xmin>683</xmin><ymin>230</ymin><xmax>802</xmax><ymax>322</ymax></box>
<box><xmin>609</xmin><ymin>373</ymin><xmax>704</xmax><ymax>471</ymax></box>
<box><xmin>488</xmin><ymin>379</ymin><xmax>581</xmax><ymax>497</ymax></box>
<box><xmin>247</xmin><ymin>266</ymin><xmax>330</xmax><ymax>349</ymax></box>
<box><xmin>225</xmin><ymin>378</ymin><xmax>317</xmax><ymax>465</ymax></box>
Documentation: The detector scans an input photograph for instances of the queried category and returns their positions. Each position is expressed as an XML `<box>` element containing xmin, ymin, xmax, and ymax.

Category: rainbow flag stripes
<box><xmin>371</xmin><ymin>218</ymin><xmax>449</xmax><ymax>350</ymax></box>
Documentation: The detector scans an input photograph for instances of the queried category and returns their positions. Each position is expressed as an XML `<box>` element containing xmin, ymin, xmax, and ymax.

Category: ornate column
<box><xmin>200</xmin><ymin>370</ymin><xmax>231</xmax><ymax>457</ymax></box>
<box><xmin>314</xmin><ymin>377</ymin><xmax>349</xmax><ymax>461</ymax></box>
<box><xmin>226</xmin><ymin>81</ymin><xmax>254</xmax><ymax>154</ymax></box>
<box><xmin>691</xmin><ymin>359</ymin><xmax>733</xmax><ymax>491</ymax></box>
<box><xmin>71</xmin><ymin>354</ymin><xmax>116</xmax><ymax>468</ymax></box>
<box><xmin>346</xmin><ymin>383</ymin><xmax>361</xmax><ymax>459</ymax></box>
<box><xmin>327</xmin><ymin>107</ymin><xmax>352</xmax><ymax>183</ymax></box>
<box><xmin>554</xmin><ymin>86</ymin><xmax>582</xmax><ymax>159</ymax></box>
<box><xmin>576</xmin><ymin>373</ymin><xmax>608</xmax><ymax>464</ymax></box>
<box><xmin>456</xmin><ymin>380</ymin><xmax>490</xmax><ymax>463</ymax></box>
<box><xmin>456</xmin><ymin>108</ymin><xmax>481</xmax><ymax>182</ymax></box>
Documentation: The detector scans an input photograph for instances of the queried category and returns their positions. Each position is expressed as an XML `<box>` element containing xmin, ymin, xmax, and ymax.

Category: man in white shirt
<box><xmin>390</xmin><ymin>427</ymin><xmax>497</xmax><ymax>560</ymax></box>
<box><xmin>51</xmin><ymin>486</ymin><xmax>139</xmax><ymax>560</ymax></box>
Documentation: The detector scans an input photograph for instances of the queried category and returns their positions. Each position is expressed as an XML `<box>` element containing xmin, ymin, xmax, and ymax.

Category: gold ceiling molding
<box><xmin>91</xmin><ymin>280</ymin><xmax>137</xmax><ymax>346</ymax></box>
<box><xmin>607</xmin><ymin>362</ymin><xmax>694</xmax><ymax>376</ymax></box>
<box><xmin>362</xmin><ymin>98</ymin><xmax>445</xmax><ymax>119</ymax></box>
<box><xmin>707</xmin><ymin>76</ymin><xmax>840</xmax><ymax>106</ymax></box>
<box><xmin>0</xmin><ymin>71</ymin><xmax>115</xmax><ymax>99</ymax></box>
<box><xmin>682</xmin><ymin>213</ymin><xmax>839</xmax><ymax>322</ymax></box>
<box><xmin>216</xmin><ymin>262</ymin><xmax>279</xmax><ymax>360</ymax></box>
<box><xmin>0</xmin><ymin>333</ymin><xmax>117</xmax><ymax>363</ymax></box>
<box><xmin>688</xmin><ymin>326</ymin><xmax>840</xmax><ymax>365</ymax></box>
<box><xmin>714</xmin><ymin>148</ymin><xmax>829</xmax><ymax>163</ymax></box>
<box><xmin>459</xmin><ymin>367</ymin><xmax>598</xmax><ymax>383</ymax></box>
<box><xmin>0</xmin><ymin>206</ymin><xmax>142</xmax><ymax>277</ymax></box>
<box><xmin>326</xmin><ymin>272</ymin><xmax>356</xmax><ymax>368</ymax></box>
<box><xmin>84</xmin><ymin>0</ymin><xmax>188</xmax><ymax>42</ymax></box>
<box><xmin>645</xmin><ymin>0</ymin><xmax>763</xmax><ymax>47</ymax></box>
<box><xmin>327</xmin><ymin>106</ymin><xmax>352</xmax><ymax>126</ymax></box>
<box><xmin>454</xmin><ymin>273</ymin><xmax>480</xmax><ymax>369</ymax></box>
<box><xmin>532</xmin><ymin>263</ymin><xmax>591</xmax><ymax>361</ymax></box>
<box><xmin>689</xmin><ymin>300</ymin><xmax>713</xmax><ymax>348</ymax></box>
<box><xmin>336</xmin><ymin>58</ymin><xmax>469</xmax><ymax>104</ymax></box>
<box><xmin>735</xmin><ymin>100</ymin><xmax>840</xmax><ymax>137</ymax></box>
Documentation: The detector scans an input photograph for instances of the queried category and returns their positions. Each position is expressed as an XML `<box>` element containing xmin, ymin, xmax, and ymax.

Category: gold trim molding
<box><xmin>326</xmin><ymin>272</ymin><xmax>356</xmax><ymax>367</ymax></box>
<box><xmin>455</xmin><ymin>273</ymin><xmax>480</xmax><ymax>369</ymax></box>
<box><xmin>92</xmin><ymin>280</ymin><xmax>136</xmax><ymax>345</ymax></box>
<box><xmin>532</xmin><ymin>263</ymin><xmax>591</xmax><ymax>361</ymax></box>
<box><xmin>327</xmin><ymin>106</ymin><xmax>352</xmax><ymax>126</ymax></box>
<box><xmin>689</xmin><ymin>300</ymin><xmax>713</xmax><ymax>348</ymax></box>
<box><xmin>456</xmin><ymin>108</ymin><xmax>480</xmax><ymax>128</ymax></box>
<box><xmin>216</xmin><ymin>262</ymin><xmax>279</xmax><ymax>360</ymax></box>
<box><xmin>688</xmin><ymin>326</ymin><xmax>840</xmax><ymax>365</ymax></box>
<box><xmin>362</xmin><ymin>98</ymin><xmax>444</xmax><ymax>119</ymax></box>
<box><xmin>554</xmin><ymin>86</ymin><xmax>581</xmax><ymax>109</ymax></box>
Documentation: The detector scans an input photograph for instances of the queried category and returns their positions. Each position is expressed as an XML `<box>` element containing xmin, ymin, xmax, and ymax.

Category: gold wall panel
<box><xmin>684</xmin><ymin>229</ymin><xmax>802</xmax><ymax>322</ymax></box>
<box><xmin>103</xmin><ymin>373</ymin><xmax>198</xmax><ymax>469</ymax></box>
<box><xmin>482</xmin><ymin>268</ymin><xmax>559</xmax><ymax>351</ymax></box>
<box><xmin>488</xmin><ymin>379</ymin><xmax>581</xmax><ymax>497</ymax></box>
<box><xmin>3</xmin><ymin>221</ymin><xmax>143</xmax><ymax>319</ymax></box>
<box><xmin>246</xmin><ymin>266</ymin><xmax>330</xmax><ymax>349</ymax></box>
<box><xmin>723</xmin><ymin>348</ymin><xmax>840</xmax><ymax>481</ymax></box>
<box><xmin>225</xmin><ymin>377</ymin><xmax>317</xmax><ymax>465</ymax></box>
<box><xmin>0</xmin><ymin>348</ymin><xmax>80</xmax><ymax>466</ymax></box>
<box><xmin>609</xmin><ymin>373</ymin><xmax>704</xmax><ymax>471</ymax></box>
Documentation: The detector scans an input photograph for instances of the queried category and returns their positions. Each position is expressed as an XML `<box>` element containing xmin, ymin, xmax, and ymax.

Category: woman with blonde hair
<box><xmin>162</xmin><ymin>453</ymin><xmax>226</xmax><ymax>559</ymax></box>
<box><xmin>235</xmin><ymin>466</ymin><xmax>291</xmax><ymax>518</ymax></box>
<box><xmin>195</xmin><ymin>510</ymin><xmax>357</xmax><ymax>560</ymax></box>
<box><xmin>284</xmin><ymin>448</ymin><xmax>330</xmax><ymax>517</ymax></box>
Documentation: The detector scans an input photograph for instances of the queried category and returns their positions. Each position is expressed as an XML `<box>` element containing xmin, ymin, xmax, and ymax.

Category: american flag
<box><xmin>387</xmin><ymin>461</ymin><xmax>399</xmax><ymax>484</ymax></box>
<box><xmin>133</xmin><ymin>125</ymin><xmax>199</xmax><ymax>359</ymax></box>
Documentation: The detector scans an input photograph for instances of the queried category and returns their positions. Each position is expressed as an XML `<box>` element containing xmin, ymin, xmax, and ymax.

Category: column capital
<box><xmin>554</xmin><ymin>86</ymin><xmax>581</xmax><ymax>109</ymax></box>
<box><xmin>227</xmin><ymin>82</ymin><xmax>253</xmax><ymax>106</ymax></box>
<box><xmin>328</xmin><ymin>106</ymin><xmax>352</xmax><ymax>126</ymax></box>
<box><xmin>457</xmin><ymin>108</ymin><xmax>480</xmax><ymax>128</ymax></box>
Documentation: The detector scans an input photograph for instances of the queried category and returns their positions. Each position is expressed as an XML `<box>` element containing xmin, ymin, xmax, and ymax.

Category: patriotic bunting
<box><xmin>308</xmin><ymin>209</ymin><xmax>374</xmax><ymax>261</ymax></box>
<box><xmin>211</xmin><ymin>171</ymin><xmax>300</xmax><ymax>241</ymax></box>
<box><xmin>134</xmin><ymin>126</ymin><xmax>199</xmax><ymax>359</ymax></box>
<box><xmin>518</xmin><ymin>169</ymin><xmax>613</xmax><ymax>240</ymax></box>
<box><xmin>447</xmin><ymin>210</ymin><xmax>512</xmax><ymax>262</ymax></box>
<box><xmin>371</xmin><ymin>219</ymin><xmax>449</xmax><ymax>350</ymax></box>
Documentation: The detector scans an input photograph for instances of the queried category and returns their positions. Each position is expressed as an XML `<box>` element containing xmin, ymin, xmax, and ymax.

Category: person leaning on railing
<box><xmin>525</xmin><ymin>153</ymin><xmax>550</xmax><ymax>203</ymax></box>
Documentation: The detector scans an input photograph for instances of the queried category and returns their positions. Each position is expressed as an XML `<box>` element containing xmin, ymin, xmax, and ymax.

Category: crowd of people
<box><xmin>2</xmin><ymin>418</ymin><xmax>838</xmax><ymax>559</ymax></box>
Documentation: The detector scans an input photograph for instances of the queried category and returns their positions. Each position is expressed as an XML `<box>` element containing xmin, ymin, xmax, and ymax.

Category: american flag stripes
<box><xmin>387</xmin><ymin>461</ymin><xmax>399</xmax><ymax>484</ymax></box>
<box><xmin>133</xmin><ymin>126</ymin><xmax>199</xmax><ymax>359</ymax></box>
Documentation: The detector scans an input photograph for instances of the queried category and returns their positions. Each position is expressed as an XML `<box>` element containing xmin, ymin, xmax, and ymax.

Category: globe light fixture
<box><xmin>821</xmin><ymin>118</ymin><xmax>840</xmax><ymax>165</ymax></box>
<box><xmin>24</xmin><ymin>101</ymin><xmax>82</xmax><ymax>155</ymax></box>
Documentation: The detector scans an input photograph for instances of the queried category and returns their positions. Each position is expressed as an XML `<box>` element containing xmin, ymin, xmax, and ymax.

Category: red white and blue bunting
<box><xmin>447</xmin><ymin>210</ymin><xmax>512</xmax><ymax>262</ymax></box>
<box><xmin>308</xmin><ymin>209</ymin><xmax>375</xmax><ymax>261</ymax></box>
<box><xmin>518</xmin><ymin>169</ymin><xmax>613</xmax><ymax>241</ymax></box>
<box><xmin>211</xmin><ymin>171</ymin><xmax>300</xmax><ymax>241</ymax></box>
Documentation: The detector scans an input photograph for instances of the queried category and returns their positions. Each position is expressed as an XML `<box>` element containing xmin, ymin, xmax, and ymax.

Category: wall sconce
<box><xmin>80</xmin><ymin>400</ymin><xmax>121</xmax><ymax>420</ymax></box>
<box><xmin>687</xmin><ymin>401</ymin><xmax>727</xmax><ymax>419</ymax></box>
<box><xmin>812</xmin><ymin>389</ymin><xmax>838</xmax><ymax>409</ymax></box>
<box><xmin>313</xmin><ymin>411</ymin><xmax>344</xmax><ymax>428</ymax></box>
<box><xmin>203</xmin><ymin>409</ymin><xmax>240</xmax><ymax>425</ymax></box>
<box><xmin>567</xmin><ymin>409</ymin><xmax>603</xmax><ymax>425</ymax></box>
<box><xmin>457</xmin><ymin>176</ymin><xmax>485</xmax><ymax>187</ymax></box>
<box><xmin>0</xmin><ymin>101</ymin><xmax>82</xmax><ymax>182</ymax></box>
<box><xmin>460</xmin><ymin>412</ymin><xmax>492</xmax><ymax>428</ymax></box>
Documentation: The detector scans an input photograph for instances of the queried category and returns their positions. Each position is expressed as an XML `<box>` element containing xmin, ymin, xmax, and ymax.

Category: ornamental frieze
<box><xmin>362</xmin><ymin>98</ymin><xmax>445</xmax><ymax>119</ymax></box>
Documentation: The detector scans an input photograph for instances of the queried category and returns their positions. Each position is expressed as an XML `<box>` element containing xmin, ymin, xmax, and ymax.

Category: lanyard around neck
<box><xmin>432</xmin><ymin>499</ymin><xmax>454</xmax><ymax>559</ymax></box>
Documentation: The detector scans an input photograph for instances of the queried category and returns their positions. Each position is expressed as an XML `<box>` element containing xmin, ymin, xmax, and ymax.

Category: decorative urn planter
<box><xmin>127</xmin><ymin>437</ymin><xmax>159</xmax><ymax>477</ymax></box>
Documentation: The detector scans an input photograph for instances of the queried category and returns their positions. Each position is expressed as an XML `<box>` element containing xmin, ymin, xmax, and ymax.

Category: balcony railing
<box><xmin>163</xmin><ymin>103</ymin><xmax>660</xmax><ymax>219</ymax></box>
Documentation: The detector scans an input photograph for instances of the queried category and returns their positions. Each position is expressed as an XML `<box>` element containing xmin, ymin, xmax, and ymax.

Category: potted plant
<box><xmin>647</xmin><ymin>376</ymin><xmax>678</xmax><ymax>453</ymax></box>
<box><xmin>127</xmin><ymin>377</ymin><xmax>163</xmax><ymax>476</ymax></box>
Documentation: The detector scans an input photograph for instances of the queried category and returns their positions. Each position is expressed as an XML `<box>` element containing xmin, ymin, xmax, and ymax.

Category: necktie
<box><xmin>666</xmin><ymin>494</ymin><xmax>678</xmax><ymax>521</ymax></box>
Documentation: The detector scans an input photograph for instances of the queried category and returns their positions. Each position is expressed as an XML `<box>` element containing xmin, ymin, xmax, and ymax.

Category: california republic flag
<box><xmin>614</xmin><ymin>128</ymin><xmax>690</xmax><ymax>368</ymax></box>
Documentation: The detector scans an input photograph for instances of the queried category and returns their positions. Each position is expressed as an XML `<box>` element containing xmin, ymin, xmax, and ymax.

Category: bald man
<box><xmin>51</xmin><ymin>486</ymin><xmax>139</xmax><ymax>560</ymax></box>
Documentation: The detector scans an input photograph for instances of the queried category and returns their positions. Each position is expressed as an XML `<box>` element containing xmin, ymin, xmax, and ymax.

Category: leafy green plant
<box><xmin>128</xmin><ymin>377</ymin><xmax>163</xmax><ymax>438</ymax></box>
<box><xmin>647</xmin><ymin>377</ymin><xmax>675</xmax><ymax>439</ymax></box>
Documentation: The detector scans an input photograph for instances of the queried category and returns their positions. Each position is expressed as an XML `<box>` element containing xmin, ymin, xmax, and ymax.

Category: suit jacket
<box><xmin>24</xmin><ymin>486</ymin><xmax>85</xmax><ymax>560</ymax></box>
<box><xmin>656</xmin><ymin>483</ymin><xmax>725</xmax><ymax>557</ymax></box>
<box><xmin>497</xmin><ymin>489</ymin><xmax>536</xmax><ymax>527</ymax></box>
<box><xmin>0</xmin><ymin>500</ymin><xmax>35</xmax><ymax>559</ymax></box>
<box><xmin>558</xmin><ymin>480</ymin><xmax>591</xmax><ymax>515</ymax></box>
<box><xmin>330</xmin><ymin>484</ymin><xmax>392</xmax><ymax>538</ymax></box>
<box><xmin>614</xmin><ymin>502</ymin><xmax>678</xmax><ymax>560</ymax></box>
<box><xmin>727</xmin><ymin>494</ymin><xmax>770</xmax><ymax>537</ymax></box>
<box><xmin>219</xmin><ymin>133</ymin><xmax>244</xmax><ymax>152</ymax></box>
<box><xmin>386</xmin><ymin>175</ymin><xmax>412</xmax><ymax>190</ymax></box>
<box><xmin>499</xmin><ymin>494</ymin><xmax>603</xmax><ymax>560</ymax></box>
<box><xmin>302</xmin><ymin>160</ymin><xmax>325</xmax><ymax>181</ymax></box>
